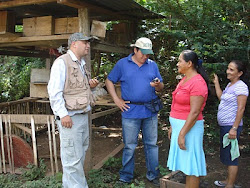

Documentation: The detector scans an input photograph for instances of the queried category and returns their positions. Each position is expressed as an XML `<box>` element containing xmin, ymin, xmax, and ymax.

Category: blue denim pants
<box><xmin>57</xmin><ymin>113</ymin><xmax>89</xmax><ymax>188</ymax></box>
<box><xmin>120</xmin><ymin>115</ymin><xmax>159</xmax><ymax>182</ymax></box>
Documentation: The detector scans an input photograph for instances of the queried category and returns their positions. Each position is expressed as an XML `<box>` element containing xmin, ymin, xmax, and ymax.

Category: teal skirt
<box><xmin>167</xmin><ymin>117</ymin><xmax>207</xmax><ymax>177</ymax></box>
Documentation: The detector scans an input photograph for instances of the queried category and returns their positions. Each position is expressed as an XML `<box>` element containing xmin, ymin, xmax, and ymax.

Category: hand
<box><xmin>61</xmin><ymin>115</ymin><xmax>73</xmax><ymax>128</ymax></box>
<box><xmin>114</xmin><ymin>98</ymin><xmax>130</xmax><ymax>112</ymax></box>
<box><xmin>168</xmin><ymin>126</ymin><xmax>172</xmax><ymax>140</ymax></box>
<box><xmin>89</xmin><ymin>79</ymin><xmax>99</xmax><ymax>88</ymax></box>
<box><xmin>213</xmin><ymin>74</ymin><xmax>219</xmax><ymax>84</ymax></box>
<box><xmin>150</xmin><ymin>78</ymin><xmax>160</xmax><ymax>87</ymax></box>
<box><xmin>228</xmin><ymin>128</ymin><xmax>237</xmax><ymax>139</ymax></box>
<box><xmin>178</xmin><ymin>134</ymin><xmax>186</xmax><ymax>150</ymax></box>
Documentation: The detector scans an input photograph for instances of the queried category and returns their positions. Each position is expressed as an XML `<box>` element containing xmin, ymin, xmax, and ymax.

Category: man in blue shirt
<box><xmin>105</xmin><ymin>37</ymin><xmax>164</xmax><ymax>186</ymax></box>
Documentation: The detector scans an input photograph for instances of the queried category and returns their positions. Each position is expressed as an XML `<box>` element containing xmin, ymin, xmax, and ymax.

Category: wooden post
<box><xmin>31</xmin><ymin>116</ymin><xmax>38</xmax><ymax>166</ymax></box>
<box><xmin>51</xmin><ymin>116</ymin><xmax>58</xmax><ymax>173</ymax></box>
<box><xmin>4</xmin><ymin>116</ymin><xmax>12</xmax><ymax>172</ymax></box>
<box><xmin>47</xmin><ymin>116</ymin><xmax>54</xmax><ymax>175</ymax></box>
<box><xmin>0</xmin><ymin>115</ymin><xmax>3</xmax><ymax>173</ymax></box>
<box><xmin>8</xmin><ymin>115</ymin><xmax>14</xmax><ymax>173</ymax></box>
<box><xmin>45</xmin><ymin>58</ymin><xmax>51</xmax><ymax>69</ymax></box>
<box><xmin>78</xmin><ymin>7</ymin><xmax>92</xmax><ymax>172</ymax></box>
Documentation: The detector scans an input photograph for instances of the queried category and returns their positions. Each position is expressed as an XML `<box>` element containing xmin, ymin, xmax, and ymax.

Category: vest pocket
<box><xmin>69</xmin><ymin>77</ymin><xmax>86</xmax><ymax>89</ymax></box>
<box><xmin>65</xmin><ymin>97</ymin><xmax>88</xmax><ymax>110</ymax></box>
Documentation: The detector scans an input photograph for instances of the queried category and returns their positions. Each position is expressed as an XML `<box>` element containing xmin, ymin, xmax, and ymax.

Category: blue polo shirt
<box><xmin>107</xmin><ymin>53</ymin><xmax>163</xmax><ymax>119</ymax></box>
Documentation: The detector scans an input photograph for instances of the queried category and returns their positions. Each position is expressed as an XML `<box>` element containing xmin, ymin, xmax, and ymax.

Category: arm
<box><xmin>213</xmin><ymin>74</ymin><xmax>223</xmax><ymax>100</ymax></box>
<box><xmin>47</xmin><ymin>59</ymin><xmax>73</xmax><ymax>128</ymax></box>
<box><xmin>228</xmin><ymin>95</ymin><xmax>248</xmax><ymax>139</ymax></box>
<box><xmin>178</xmin><ymin>95</ymin><xmax>204</xmax><ymax>150</ymax></box>
<box><xmin>105</xmin><ymin>78</ymin><xmax>130</xmax><ymax>112</ymax></box>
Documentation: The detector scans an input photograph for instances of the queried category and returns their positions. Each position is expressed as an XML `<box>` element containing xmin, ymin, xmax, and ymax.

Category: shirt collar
<box><xmin>128</xmin><ymin>53</ymin><xmax>149</xmax><ymax>64</ymax></box>
<box><xmin>67</xmin><ymin>50</ymin><xmax>86</xmax><ymax>66</ymax></box>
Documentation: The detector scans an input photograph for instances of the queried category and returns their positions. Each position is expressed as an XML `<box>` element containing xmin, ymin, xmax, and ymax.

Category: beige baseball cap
<box><xmin>130</xmin><ymin>37</ymin><xmax>154</xmax><ymax>55</ymax></box>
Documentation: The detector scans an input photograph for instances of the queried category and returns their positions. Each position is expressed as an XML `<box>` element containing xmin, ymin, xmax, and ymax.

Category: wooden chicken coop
<box><xmin>0</xmin><ymin>0</ymin><xmax>164</xmax><ymax>174</ymax></box>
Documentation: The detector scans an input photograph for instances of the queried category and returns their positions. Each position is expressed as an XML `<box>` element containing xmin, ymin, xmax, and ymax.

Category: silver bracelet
<box><xmin>232</xmin><ymin>127</ymin><xmax>238</xmax><ymax>131</ymax></box>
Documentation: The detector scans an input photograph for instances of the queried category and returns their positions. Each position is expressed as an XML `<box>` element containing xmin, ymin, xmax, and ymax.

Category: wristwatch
<box><xmin>232</xmin><ymin>126</ymin><xmax>238</xmax><ymax>131</ymax></box>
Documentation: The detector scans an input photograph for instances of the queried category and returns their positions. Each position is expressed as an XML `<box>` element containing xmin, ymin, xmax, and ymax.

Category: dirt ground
<box><xmin>34</xmin><ymin>110</ymin><xmax>249</xmax><ymax>188</ymax></box>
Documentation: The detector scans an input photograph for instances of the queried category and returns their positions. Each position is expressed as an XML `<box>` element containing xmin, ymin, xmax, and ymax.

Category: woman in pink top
<box><xmin>167</xmin><ymin>50</ymin><xmax>209</xmax><ymax>188</ymax></box>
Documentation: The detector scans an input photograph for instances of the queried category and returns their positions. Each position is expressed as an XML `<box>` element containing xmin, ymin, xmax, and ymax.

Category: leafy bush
<box><xmin>0</xmin><ymin>56</ymin><xmax>45</xmax><ymax>102</ymax></box>
<box><xmin>21</xmin><ymin>159</ymin><xmax>46</xmax><ymax>181</ymax></box>
<box><xmin>0</xmin><ymin>160</ymin><xmax>62</xmax><ymax>188</ymax></box>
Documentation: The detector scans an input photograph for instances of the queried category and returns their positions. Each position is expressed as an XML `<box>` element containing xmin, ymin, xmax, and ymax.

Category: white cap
<box><xmin>130</xmin><ymin>37</ymin><xmax>154</xmax><ymax>54</ymax></box>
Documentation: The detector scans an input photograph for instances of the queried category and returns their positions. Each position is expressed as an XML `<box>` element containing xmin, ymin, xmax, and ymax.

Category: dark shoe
<box><xmin>150</xmin><ymin>178</ymin><xmax>160</xmax><ymax>187</ymax></box>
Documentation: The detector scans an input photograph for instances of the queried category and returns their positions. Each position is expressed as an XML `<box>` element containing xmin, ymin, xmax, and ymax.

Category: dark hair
<box><xmin>181</xmin><ymin>50</ymin><xmax>210</xmax><ymax>90</ymax></box>
<box><xmin>230</xmin><ymin>60</ymin><xmax>249</xmax><ymax>85</ymax></box>
<box><xmin>230</xmin><ymin>60</ymin><xmax>245</xmax><ymax>79</ymax></box>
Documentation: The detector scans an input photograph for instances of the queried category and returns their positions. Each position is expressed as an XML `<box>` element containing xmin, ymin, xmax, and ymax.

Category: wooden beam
<box><xmin>58</xmin><ymin>0</ymin><xmax>134</xmax><ymax>21</ymax></box>
<box><xmin>0</xmin><ymin>97</ymin><xmax>39</xmax><ymax>108</ymax></box>
<box><xmin>92</xmin><ymin>42</ymin><xmax>131</xmax><ymax>54</ymax></box>
<box><xmin>0</xmin><ymin>34</ymin><xmax>70</xmax><ymax>47</ymax></box>
<box><xmin>12</xmin><ymin>123</ymin><xmax>32</xmax><ymax>135</ymax></box>
<box><xmin>160</xmin><ymin>171</ymin><xmax>185</xmax><ymax>188</ymax></box>
<box><xmin>91</xmin><ymin>107</ymin><xmax>119</xmax><ymax>120</ymax></box>
<box><xmin>93</xmin><ymin>143</ymin><xmax>124</xmax><ymax>170</ymax></box>
<box><xmin>58</xmin><ymin>0</ymin><xmax>115</xmax><ymax>16</ymax></box>
<box><xmin>92</xmin><ymin>127</ymin><xmax>122</xmax><ymax>132</ymax></box>
<box><xmin>0</xmin><ymin>0</ymin><xmax>57</xmax><ymax>9</ymax></box>
<box><xmin>0</xmin><ymin>49</ymin><xmax>50</xmax><ymax>58</ymax></box>
<box><xmin>1</xmin><ymin>114</ymin><xmax>54</xmax><ymax>124</ymax></box>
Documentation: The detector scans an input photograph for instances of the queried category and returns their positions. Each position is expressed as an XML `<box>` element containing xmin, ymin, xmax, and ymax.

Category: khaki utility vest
<box><xmin>58</xmin><ymin>53</ymin><xmax>94</xmax><ymax>110</ymax></box>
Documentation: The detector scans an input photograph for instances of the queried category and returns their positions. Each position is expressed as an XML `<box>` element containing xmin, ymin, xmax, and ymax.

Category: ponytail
<box><xmin>181</xmin><ymin>50</ymin><xmax>210</xmax><ymax>93</ymax></box>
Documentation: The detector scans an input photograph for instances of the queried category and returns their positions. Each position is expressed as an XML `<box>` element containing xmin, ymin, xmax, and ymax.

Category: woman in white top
<box><xmin>213</xmin><ymin>60</ymin><xmax>249</xmax><ymax>188</ymax></box>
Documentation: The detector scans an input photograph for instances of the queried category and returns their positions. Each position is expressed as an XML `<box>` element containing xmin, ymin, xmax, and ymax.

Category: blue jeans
<box><xmin>120</xmin><ymin>115</ymin><xmax>159</xmax><ymax>182</ymax></box>
<box><xmin>57</xmin><ymin>113</ymin><xmax>89</xmax><ymax>188</ymax></box>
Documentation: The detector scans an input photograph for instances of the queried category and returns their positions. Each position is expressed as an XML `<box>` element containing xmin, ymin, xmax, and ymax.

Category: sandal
<box><xmin>214</xmin><ymin>181</ymin><xmax>242</xmax><ymax>188</ymax></box>
<box><xmin>214</xmin><ymin>181</ymin><xmax>226</xmax><ymax>187</ymax></box>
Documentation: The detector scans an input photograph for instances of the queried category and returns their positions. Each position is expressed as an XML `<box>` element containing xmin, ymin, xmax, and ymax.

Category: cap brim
<box><xmin>140</xmin><ymin>49</ymin><xmax>154</xmax><ymax>55</ymax></box>
<box><xmin>79</xmin><ymin>36</ymin><xmax>93</xmax><ymax>41</ymax></box>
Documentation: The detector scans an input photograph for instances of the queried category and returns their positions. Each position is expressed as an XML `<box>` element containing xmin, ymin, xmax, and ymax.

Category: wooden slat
<box><xmin>92</xmin><ymin>127</ymin><xmax>122</xmax><ymax>132</ymax></box>
<box><xmin>12</xmin><ymin>123</ymin><xmax>32</xmax><ymax>135</ymax></box>
<box><xmin>160</xmin><ymin>171</ymin><xmax>185</xmax><ymax>188</ymax></box>
<box><xmin>2</xmin><ymin>114</ymin><xmax>54</xmax><ymax>124</ymax></box>
<box><xmin>93</xmin><ymin>143</ymin><xmax>124</xmax><ymax>170</ymax></box>
<box><xmin>0</xmin><ymin>0</ymin><xmax>56</xmax><ymax>9</ymax></box>
<box><xmin>0</xmin><ymin>34</ymin><xmax>70</xmax><ymax>47</ymax></box>
<box><xmin>4</xmin><ymin>116</ymin><xmax>12</xmax><ymax>172</ymax></box>
<box><xmin>91</xmin><ymin>107</ymin><xmax>119</xmax><ymax>120</ymax></box>
<box><xmin>47</xmin><ymin>116</ymin><xmax>54</xmax><ymax>175</ymax></box>
<box><xmin>0</xmin><ymin>97</ymin><xmax>39</xmax><ymax>108</ymax></box>
<box><xmin>0</xmin><ymin>115</ymin><xmax>3</xmax><ymax>173</ymax></box>
<box><xmin>8</xmin><ymin>116</ymin><xmax>15</xmax><ymax>173</ymax></box>
<box><xmin>31</xmin><ymin>116</ymin><xmax>38</xmax><ymax>166</ymax></box>
<box><xmin>51</xmin><ymin>116</ymin><xmax>59</xmax><ymax>173</ymax></box>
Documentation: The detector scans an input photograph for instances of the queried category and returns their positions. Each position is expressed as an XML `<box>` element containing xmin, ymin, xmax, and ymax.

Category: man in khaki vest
<box><xmin>48</xmin><ymin>32</ymin><xmax>98</xmax><ymax>188</ymax></box>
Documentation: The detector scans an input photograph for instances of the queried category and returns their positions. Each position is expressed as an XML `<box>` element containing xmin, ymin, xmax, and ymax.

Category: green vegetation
<box><xmin>0</xmin><ymin>56</ymin><xmax>45</xmax><ymax>102</ymax></box>
<box><xmin>0</xmin><ymin>160</ymin><xmax>62</xmax><ymax>188</ymax></box>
